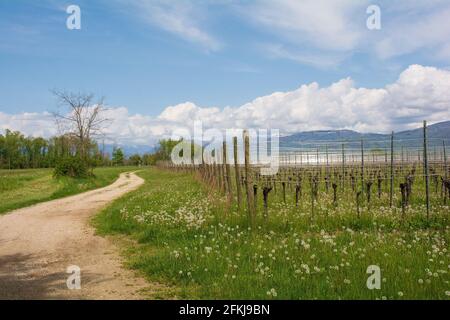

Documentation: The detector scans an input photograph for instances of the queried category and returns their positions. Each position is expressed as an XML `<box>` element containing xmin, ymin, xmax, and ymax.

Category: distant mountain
<box><xmin>394</xmin><ymin>121</ymin><xmax>450</xmax><ymax>142</ymax></box>
<box><xmin>96</xmin><ymin>121</ymin><xmax>449</xmax><ymax>156</ymax></box>
<box><xmin>280</xmin><ymin>120</ymin><xmax>450</xmax><ymax>150</ymax></box>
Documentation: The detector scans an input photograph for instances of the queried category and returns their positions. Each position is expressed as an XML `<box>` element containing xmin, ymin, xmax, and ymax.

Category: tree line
<box><xmin>0</xmin><ymin>128</ymin><xmax>180</xmax><ymax>170</ymax></box>
<box><xmin>1</xmin><ymin>90</ymin><xmax>181</xmax><ymax>175</ymax></box>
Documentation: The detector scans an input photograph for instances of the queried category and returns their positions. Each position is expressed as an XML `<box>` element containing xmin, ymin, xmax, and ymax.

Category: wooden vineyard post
<box><xmin>214</xmin><ymin>162</ymin><xmax>220</xmax><ymax>190</ymax></box>
<box><xmin>223</xmin><ymin>141</ymin><xmax>233</xmax><ymax>203</ymax></box>
<box><xmin>218</xmin><ymin>156</ymin><xmax>224</xmax><ymax>193</ymax></box>
<box><xmin>361</xmin><ymin>138</ymin><xmax>365</xmax><ymax>201</ymax></box>
<box><xmin>253</xmin><ymin>184</ymin><xmax>258</xmax><ymax>215</ymax></box>
<box><xmin>341</xmin><ymin>143</ymin><xmax>345</xmax><ymax>191</ymax></box>
<box><xmin>222</xmin><ymin>145</ymin><xmax>228</xmax><ymax>194</ymax></box>
<box><xmin>390</xmin><ymin>131</ymin><xmax>394</xmax><ymax>207</ymax></box>
<box><xmin>310</xmin><ymin>177</ymin><xmax>315</xmax><ymax>219</ymax></box>
<box><xmin>423</xmin><ymin>121</ymin><xmax>430</xmax><ymax>220</ymax></box>
<box><xmin>400</xmin><ymin>183</ymin><xmax>406</xmax><ymax>220</ymax></box>
<box><xmin>263</xmin><ymin>187</ymin><xmax>272</xmax><ymax>221</ymax></box>
<box><xmin>444</xmin><ymin>140</ymin><xmax>448</xmax><ymax>205</ymax></box>
<box><xmin>233</xmin><ymin>137</ymin><xmax>242</xmax><ymax>212</ymax></box>
<box><xmin>384</xmin><ymin>146</ymin><xmax>388</xmax><ymax>190</ymax></box>
<box><xmin>444</xmin><ymin>140</ymin><xmax>448</xmax><ymax>180</ymax></box>
<box><xmin>243</xmin><ymin>130</ymin><xmax>255</xmax><ymax>225</ymax></box>
<box><xmin>295</xmin><ymin>182</ymin><xmax>301</xmax><ymax>207</ymax></box>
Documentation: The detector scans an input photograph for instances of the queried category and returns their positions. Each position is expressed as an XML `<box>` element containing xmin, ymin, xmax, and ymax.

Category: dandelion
<box><xmin>269</xmin><ymin>288</ymin><xmax>277</xmax><ymax>297</ymax></box>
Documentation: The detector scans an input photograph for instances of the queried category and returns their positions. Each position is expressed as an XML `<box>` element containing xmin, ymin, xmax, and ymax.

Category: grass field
<box><xmin>0</xmin><ymin>166</ymin><xmax>138</xmax><ymax>214</ymax></box>
<box><xmin>94</xmin><ymin>167</ymin><xmax>450</xmax><ymax>300</ymax></box>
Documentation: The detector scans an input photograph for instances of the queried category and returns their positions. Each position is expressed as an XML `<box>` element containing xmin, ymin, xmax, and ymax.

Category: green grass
<box><xmin>0</xmin><ymin>166</ymin><xmax>138</xmax><ymax>214</ymax></box>
<box><xmin>94</xmin><ymin>167</ymin><xmax>450</xmax><ymax>300</ymax></box>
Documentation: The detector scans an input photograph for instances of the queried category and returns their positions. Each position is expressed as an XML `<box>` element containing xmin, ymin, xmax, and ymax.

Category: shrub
<box><xmin>53</xmin><ymin>156</ymin><xmax>91</xmax><ymax>178</ymax></box>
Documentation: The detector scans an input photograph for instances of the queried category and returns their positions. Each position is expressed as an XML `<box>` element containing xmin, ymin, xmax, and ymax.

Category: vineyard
<box><xmin>94</xmin><ymin>121</ymin><xmax>450</xmax><ymax>299</ymax></box>
<box><xmin>162</xmin><ymin>122</ymin><xmax>449</xmax><ymax>226</ymax></box>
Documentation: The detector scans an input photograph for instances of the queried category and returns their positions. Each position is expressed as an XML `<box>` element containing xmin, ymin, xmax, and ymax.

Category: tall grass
<box><xmin>94</xmin><ymin>167</ymin><xmax>449</xmax><ymax>300</ymax></box>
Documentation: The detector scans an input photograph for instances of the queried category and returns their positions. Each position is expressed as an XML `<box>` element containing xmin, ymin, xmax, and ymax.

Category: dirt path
<box><xmin>0</xmin><ymin>172</ymin><xmax>151</xmax><ymax>300</ymax></box>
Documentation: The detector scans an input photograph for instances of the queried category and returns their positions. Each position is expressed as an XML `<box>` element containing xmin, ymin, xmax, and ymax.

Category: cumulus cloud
<box><xmin>0</xmin><ymin>112</ymin><xmax>57</xmax><ymax>137</ymax></box>
<box><xmin>147</xmin><ymin>64</ymin><xmax>450</xmax><ymax>134</ymax></box>
<box><xmin>1</xmin><ymin>65</ymin><xmax>449</xmax><ymax>146</ymax></box>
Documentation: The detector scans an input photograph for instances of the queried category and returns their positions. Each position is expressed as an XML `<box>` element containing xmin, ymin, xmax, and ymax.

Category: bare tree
<box><xmin>52</xmin><ymin>90</ymin><xmax>109</xmax><ymax>160</ymax></box>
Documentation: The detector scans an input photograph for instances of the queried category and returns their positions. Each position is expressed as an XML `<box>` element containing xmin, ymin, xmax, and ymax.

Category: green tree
<box><xmin>112</xmin><ymin>148</ymin><xmax>124</xmax><ymax>166</ymax></box>
<box><xmin>156</xmin><ymin>139</ymin><xmax>181</xmax><ymax>160</ymax></box>
<box><xmin>128</xmin><ymin>154</ymin><xmax>142</xmax><ymax>166</ymax></box>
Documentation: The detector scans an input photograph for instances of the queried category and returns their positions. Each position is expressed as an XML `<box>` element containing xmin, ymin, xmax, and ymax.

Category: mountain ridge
<box><xmin>280</xmin><ymin>120</ymin><xmax>450</xmax><ymax>150</ymax></box>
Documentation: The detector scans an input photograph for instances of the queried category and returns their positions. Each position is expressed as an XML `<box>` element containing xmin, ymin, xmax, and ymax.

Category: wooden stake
<box><xmin>390</xmin><ymin>131</ymin><xmax>394</xmax><ymax>207</ymax></box>
<box><xmin>223</xmin><ymin>141</ymin><xmax>233</xmax><ymax>202</ymax></box>
<box><xmin>233</xmin><ymin>137</ymin><xmax>242</xmax><ymax>212</ymax></box>
<box><xmin>243</xmin><ymin>130</ymin><xmax>255</xmax><ymax>225</ymax></box>
<box><xmin>423</xmin><ymin>121</ymin><xmax>430</xmax><ymax>219</ymax></box>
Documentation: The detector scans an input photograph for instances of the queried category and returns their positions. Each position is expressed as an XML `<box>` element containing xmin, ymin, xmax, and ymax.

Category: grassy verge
<box><xmin>0</xmin><ymin>166</ymin><xmax>139</xmax><ymax>214</ymax></box>
<box><xmin>94</xmin><ymin>167</ymin><xmax>449</xmax><ymax>300</ymax></box>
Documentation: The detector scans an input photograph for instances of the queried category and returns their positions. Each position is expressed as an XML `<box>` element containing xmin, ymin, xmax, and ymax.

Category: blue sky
<box><xmin>1</xmin><ymin>0</ymin><xmax>450</xmax><ymax>144</ymax></box>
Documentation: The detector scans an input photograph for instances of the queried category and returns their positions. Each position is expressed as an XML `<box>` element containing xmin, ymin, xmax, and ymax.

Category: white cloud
<box><xmin>129</xmin><ymin>0</ymin><xmax>221</xmax><ymax>51</ymax></box>
<box><xmin>1</xmin><ymin>65</ymin><xmax>449</xmax><ymax>146</ymax></box>
<box><xmin>261</xmin><ymin>43</ymin><xmax>346</xmax><ymax>69</ymax></box>
<box><xmin>113</xmin><ymin>0</ymin><xmax>450</xmax><ymax>66</ymax></box>
<box><xmin>148</xmin><ymin>65</ymin><xmax>449</xmax><ymax>134</ymax></box>
<box><xmin>375</xmin><ymin>6</ymin><xmax>450</xmax><ymax>60</ymax></box>
<box><xmin>241</xmin><ymin>0</ymin><xmax>450</xmax><ymax>65</ymax></box>
<box><xmin>238</xmin><ymin>0</ymin><xmax>365</xmax><ymax>52</ymax></box>
<box><xmin>0</xmin><ymin>112</ymin><xmax>57</xmax><ymax>137</ymax></box>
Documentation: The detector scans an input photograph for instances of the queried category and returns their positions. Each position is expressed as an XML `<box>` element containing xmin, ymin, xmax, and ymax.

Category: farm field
<box><xmin>94</xmin><ymin>166</ymin><xmax>450</xmax><ymax>300</ymax></box>
<box><xmin>0</xmin><ymin>166</ymin><xmax>139</xmax><ymax>214</ymax></box>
